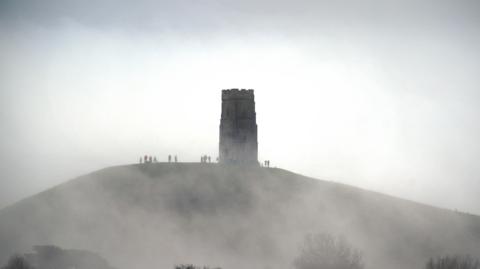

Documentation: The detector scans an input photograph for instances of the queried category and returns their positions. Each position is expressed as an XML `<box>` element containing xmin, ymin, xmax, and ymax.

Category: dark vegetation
<box><xmin>175</xmin><ymin>264</ymin><xmax>221</xmax><ymax>269</ymax></box>
<box><xmin>1</xmin><ymin>255</ymin><xmax>32</xmax><ymax>269</ymax></box>
<box><xmin>426</xmin><ymin>255</ymin><xmax>480</xmax><ymax>269</ymax></box>
<box><xmin>1</xmin><ymin>245</ymin><xmax>114</xmax><ymax>269</ymax></box>
<box><xmin>2</xmin><ymin>242</ymin><xmax>480</xmax><ymax>269</ymax></box>
<box><xmin>294</xmin><ymin>233</ymin><xmax>364</xmax><ymax>269</ymax></box>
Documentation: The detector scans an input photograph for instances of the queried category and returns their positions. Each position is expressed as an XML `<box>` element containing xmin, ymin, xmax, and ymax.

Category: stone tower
<box><xmin>219</xmin><ymin>89</ymin><xmax>258</xmax><ymax>165</ymax></box>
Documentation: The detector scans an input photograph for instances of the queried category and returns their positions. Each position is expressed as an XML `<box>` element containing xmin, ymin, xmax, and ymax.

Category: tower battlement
<box><xmin>222</xmin><ymin>89</ymin><xmax>255</xmax><ymax>100</ymax></box>
<box><xmin>219</xmin><ymin>89</ymin><xmax>258</xmax><ymax>165</ymax></box>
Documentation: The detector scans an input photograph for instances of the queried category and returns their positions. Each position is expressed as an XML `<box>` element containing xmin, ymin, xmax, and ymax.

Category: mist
<box><xmin>1</xmin><ymin>163</ymin><xmax>479</xmax><ymax>269</ymax></box>
<box><xmin>1</xmin><ymin>0</ymin><xmax>480</xmax><ymax>217</ymax></box>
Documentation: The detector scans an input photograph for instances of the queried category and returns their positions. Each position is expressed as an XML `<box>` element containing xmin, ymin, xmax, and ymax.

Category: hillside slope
<box><xmin>0</xmin><ymin>163</ymin><xmax>479</xmax><ymax>269</ymax></box>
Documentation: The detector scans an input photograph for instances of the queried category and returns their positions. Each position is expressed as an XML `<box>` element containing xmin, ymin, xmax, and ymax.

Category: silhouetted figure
<box><xmin>154</xmin><ymin>156</ymin><xmax>157</xmax><ymax>163</ymax></box>
<box><xmin>168</xmin><ymin>155</ymin><xmax>172</xmax><ymax>163</ymax></box>
<box><xmin>144</xmin><ymin>155</ymin><xmax>148</xmax><ymax>163</ymax></box>
<box><xmin>175</xmin><ymin>155</ymin><xmax>178</xmax><ymax>163</ymax></box>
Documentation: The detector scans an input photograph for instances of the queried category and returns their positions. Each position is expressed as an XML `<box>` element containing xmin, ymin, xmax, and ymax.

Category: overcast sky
<box><xmin>1</xmin><ymin>0</ymin><xmax>479</xmax><ymax>213</ymax></box>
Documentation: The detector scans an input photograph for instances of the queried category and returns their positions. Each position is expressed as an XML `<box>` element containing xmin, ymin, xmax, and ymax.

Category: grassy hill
<box><xmin>0</xmin><ymin>163</ymin><xmax>479</xmax><ymax>269</ymax></box>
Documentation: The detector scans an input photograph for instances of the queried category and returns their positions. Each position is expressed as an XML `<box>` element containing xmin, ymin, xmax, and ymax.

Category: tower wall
<box><xmin>219</xmin><ymin>89</ymin><xmax>258</xmax><ymax>165</ymax></box>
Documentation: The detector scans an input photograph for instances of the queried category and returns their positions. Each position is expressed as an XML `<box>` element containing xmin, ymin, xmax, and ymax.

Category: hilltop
<box><xmin>0</xmin><ymin>163</ymin><xmax>479</xmax><ymax>269</ymax></box>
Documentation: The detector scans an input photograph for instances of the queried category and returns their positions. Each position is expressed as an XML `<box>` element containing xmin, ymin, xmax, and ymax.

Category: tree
<box><xmin>175</xmin><ymin>265</ymin><xmax>221</xmax><ymax>269</ymax></box>
<box><xmin>293</xmin><ymin>233</ymin><xmax>364</xmax><ymax>269</ymax></box>
<box><xmin>426</xmin><ymin>255</ymin><xmax>480</xmax><ymax>269</ymax></box>
<box><xmin>1</xmin><ymin>255</ymin><xmax>33</xmax><ymax>269</ymax></box>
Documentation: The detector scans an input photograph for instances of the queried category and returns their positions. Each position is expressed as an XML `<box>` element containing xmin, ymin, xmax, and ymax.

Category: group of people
<box><xmin>138</xmin><ymin>154</ymin><xmax>268</xmax><ymax>166</ymax></box>
<box><xmin>168</xmin><ymin>155</ymin><xmax>178</xmax><ymax>163</ymax></box>
<box><xmin>200</xmin><ymin>155</ymin><xmax>212</xmax><ymax>163</ymax></box>
<box><xmin>139</xmin><ymin>155</ymin><xmax>178</xmax><ymax>164</ymax></box>
<box><xmin>140</xmin><ymin>155</ymin><xmax>157</xmax><ymax>163</ymax></box>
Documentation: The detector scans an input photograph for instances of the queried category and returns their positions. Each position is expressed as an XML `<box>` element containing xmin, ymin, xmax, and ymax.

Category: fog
<box><xmin>1</xmin><ymin>0</ymin><xmax>480</xmax><ymax>216</ymax></box>
<box><xmin>1</xmin><ymin>164</ymin><xmax>479</xmax><ymax>269</ymax></box>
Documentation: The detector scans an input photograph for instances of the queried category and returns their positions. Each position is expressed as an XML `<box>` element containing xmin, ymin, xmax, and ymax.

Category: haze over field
<box><xmin>1</xmin><ymin>164</ymin><xmax>479</xmax><ymax>269</ymax></box>
<box><xmin>1</xmin><ymin>0</ymin><xmax>480</xmax><ymax>215</ymax></box>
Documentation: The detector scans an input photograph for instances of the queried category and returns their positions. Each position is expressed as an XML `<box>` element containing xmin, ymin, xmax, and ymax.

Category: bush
<box><xmin>175</xmin><ymin>265</ymin><xmax>221</xmax><ymax>269</ymax></box>
<box><xmin>426</xmin><ymin>255</ymin><xmax>480</xmax><ymax>269</ymax></box>
<box><xmin>293</xmin><ymin>233</ymin><xmax>364</xmax><ymax>269</ymax></box>
<box><xmin>1</xmin><ymin>255</ymin><xmax>33</xmax><ymax>269</ymax></box>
